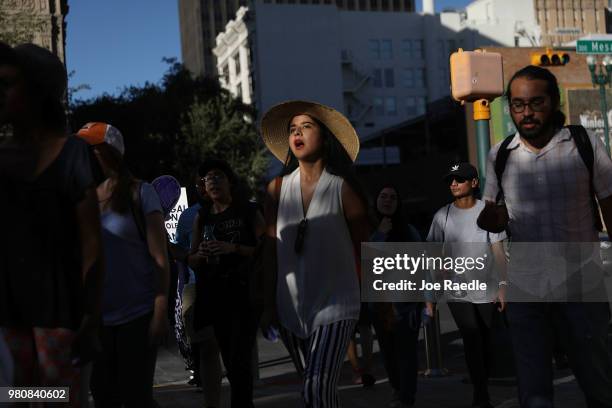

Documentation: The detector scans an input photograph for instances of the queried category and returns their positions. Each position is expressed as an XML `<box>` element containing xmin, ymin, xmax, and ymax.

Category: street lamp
<box><xmin>586</xmin><ymin>55</ymin><xmax>612</xmax><ymax>156</ymax></box>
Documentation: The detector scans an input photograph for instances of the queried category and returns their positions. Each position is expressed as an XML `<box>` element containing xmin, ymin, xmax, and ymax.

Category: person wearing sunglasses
<box><xmin>187</xmin><ymin>159</ymin><xmax>265</xmax><ymax>408</ymax></box>
<box><xmin>260</xmin><ymin>101</ymin><xmax>371</xmax><ymax>408</ymax></box>
<box><xmin>426</xmin><ymin>163</ymin><xmax>507</xmax><ymax>408</ymax></box>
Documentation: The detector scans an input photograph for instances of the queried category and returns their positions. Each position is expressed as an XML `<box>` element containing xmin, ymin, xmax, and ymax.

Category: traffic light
<box><xmin>530</xmin><ymin>49</ymin><xmax>570</xmax><ymax>66</ymax></box>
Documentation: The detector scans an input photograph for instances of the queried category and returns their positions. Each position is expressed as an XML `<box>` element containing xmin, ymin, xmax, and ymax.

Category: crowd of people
<box><xmin>0</xmin><ymin>41</ymin><xmax>611</xmax><ymax>408</ymax></box>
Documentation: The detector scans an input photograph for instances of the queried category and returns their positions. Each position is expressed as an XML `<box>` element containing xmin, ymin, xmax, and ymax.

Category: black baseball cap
<box><xmin>443</xmin><ymin>162</ymin><xmax>478</xmax><ymax>181</ymax></box>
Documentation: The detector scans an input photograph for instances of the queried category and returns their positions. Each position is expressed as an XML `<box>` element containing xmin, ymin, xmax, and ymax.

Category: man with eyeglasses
<box><xmin>479</xmin><ymin>65</ymin><xmax>612</xmax><ymax>408</ymax></box>
<box><xmin>427</xmin><ymin>162</ymin><xmax>507</xmax><ymax>408</ymax></box>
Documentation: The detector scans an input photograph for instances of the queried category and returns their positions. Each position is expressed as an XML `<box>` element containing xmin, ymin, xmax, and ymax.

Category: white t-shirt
<box><xmin>427</xmin><ymin>200</ymin><xmax>506</xmax><ymax>303</ymax></box>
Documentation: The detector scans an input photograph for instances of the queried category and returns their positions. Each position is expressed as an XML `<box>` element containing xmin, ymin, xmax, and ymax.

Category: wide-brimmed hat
<box><xmin>261</xmin><ymin>100</ymin><xmax>360</xmax><ymax>163</ymax></box>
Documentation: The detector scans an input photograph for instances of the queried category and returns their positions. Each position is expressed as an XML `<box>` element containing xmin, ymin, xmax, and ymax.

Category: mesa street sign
<box><xmin>577</xmin><ymin>36</ymin><xmax>612</xmax><ymax>54</ymax></box>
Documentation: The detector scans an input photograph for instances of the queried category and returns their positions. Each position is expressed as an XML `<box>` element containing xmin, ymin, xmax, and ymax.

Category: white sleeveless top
<box><xmin>276</xmin><ymin>167</ymin><xmax>360</xmax><ymax>338</ymax></box>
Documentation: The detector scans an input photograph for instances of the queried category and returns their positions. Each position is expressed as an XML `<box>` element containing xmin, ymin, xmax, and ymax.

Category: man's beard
<box><xmin>513</xmin><ymin>114</ymin><xmax>554</xmax><ymax>140</ymax></box>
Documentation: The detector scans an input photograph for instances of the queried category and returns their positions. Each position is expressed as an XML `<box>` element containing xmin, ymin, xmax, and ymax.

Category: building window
<box><xmin>406</xmin><ymin>97</ymin><xmax>416</xmax><ymax>115</ymax></box>
<box><xmin>402</xmin><ymin>68</ymin><xmax>414</xmax><ymax>87</ymax></box>
<box><xmin>235</xmin><ymin>55</ymin><xmax>241</xmax><ymax>76</ymax></box>
<box><xmin>374</xmin><ymin>97</ymin><xmax>384</xmax><ymax>115</ymax></box>
<box><xmin>405</xmin><ymin>96</ymin><xmax>426</xmax><ymax>116</ymax></box>
<box><xmin>236</xmin><ymin>84</ymin><xmax>242</xmax><ymax>100</ymax></box>
<box><xmin>401</xmin><ymin>39</ymin><xmax>424</xmax><ymax>59</ymax></box>
<box><xmin>417</xmin><ymin>97</ymin><xmax>426</xmax><ymax>115</ymax></box>
<box><xmin>384</xmin><ymin>68</ymin><xmax>394</xmax><ymax>87</ymax></box>
<box><xmin>371</xmin><ymin>39</ymin><xmax>393</xmax><ymax>60</ymax></box>
<box><xmin>415</xmin><ymin>68</ymin><xmax>426</xmax><ymax>88</ymax></box>
<box><xmin>373</xmin><ymin>68</ymin><xmax>383</xmax><ymax>87</ymax></box>
<box><xmin>401</xmin><ymin>39</ymin><xmax>411</xmax><ymax>55</ymax></box>
<box><xmin>381</xmin><ymin>39</ymin><xmax>393</xmax><ymax>60</ymax></box>
<box><xmin>369</xmin><ymin>40</ymin><xmax>380</xmax><ymax>59</ymax></box>
<box><xmin>413</xmin><ymin>39</ymin><xmax>423</xmax><ymax>58</ymax></box>
<box><xmin>385</xmin><ymin>96</ymin><xmax>397</xmax><ymax>115</ymax></box>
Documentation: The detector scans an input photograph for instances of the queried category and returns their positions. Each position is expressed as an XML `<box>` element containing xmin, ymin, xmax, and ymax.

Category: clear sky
<box><xmin>66</xmin><ymin>0</ymin><xmax>471</xmax><ymax>101</ymax></box>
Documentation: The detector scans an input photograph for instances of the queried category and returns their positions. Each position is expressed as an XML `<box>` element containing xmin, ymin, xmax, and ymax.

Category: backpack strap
<box><xmin>567</xmin><ymin>125</ymin><xmax>603</xmax><ymax>231</ymax></box>
<box><xmin>494</xmin><ymin>135</ymin><xmax>516</xmax><ymax>203</ymax></box>
<box><xmin>442</xmin><ymin>204</ymin><xmax>451</xmax><ymax>242</ymax></box>
<box><xmin>130</xmin><ymin>181</ymin><xmax>148</xmax><ymax>243</ymax></box>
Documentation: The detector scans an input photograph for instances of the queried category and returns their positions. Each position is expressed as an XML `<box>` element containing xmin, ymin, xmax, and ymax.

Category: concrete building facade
<box><xmin>535</xmin><ymin>0</ymin><xmax>611</xmax><ymax>46</ymax></box>
<box><xmin>178</xmin><ymin>0</ymin><xmax>248</xmax><ymax>78</ymax></box>
<box><xmin>0</xmin><ymin>0</ymin><xmax>68</xmax><ymax>63</ymax></box>
<box><xmin>459</xmin><ymin>0</ymin><xmax>540</xmax><ymax>47</ymax></box>
<box><xmin>179</xmin><ymin>0</ymin><xmax>415</xmax><ymax>78</ymax></box>
<box><xmin>213</xmin><ymin>2</ymin><xmax>482</xmax><ymax>142</ymax></box>
<box><xmin>213</xmin><ymin>7</ymin><xmax>253</xmax><ymax>104</ymax></box>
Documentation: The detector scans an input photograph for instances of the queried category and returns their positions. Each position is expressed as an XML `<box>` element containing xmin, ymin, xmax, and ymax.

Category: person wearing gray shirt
<box><xmin>427</xmin><ymin>163</ymin><xmax>507</xmax><ymax>408</ymax></box>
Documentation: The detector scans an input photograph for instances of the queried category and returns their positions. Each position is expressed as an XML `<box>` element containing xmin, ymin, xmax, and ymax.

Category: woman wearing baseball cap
<box><xmin>76</xmin><ymin>122</ymin><xmax>170</xmax><ymax>407</ymax></box>
<box><xmin>260</xmin><ymin>101</ymin><xmax>371</xmax><ymax>408</ymax></box>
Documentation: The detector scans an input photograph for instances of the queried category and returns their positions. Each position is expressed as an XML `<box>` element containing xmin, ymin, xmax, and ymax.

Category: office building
<box><xmin>179</xmin><ymin>0</ymin><xmax>415</xmax><ymax>77</ymax></box>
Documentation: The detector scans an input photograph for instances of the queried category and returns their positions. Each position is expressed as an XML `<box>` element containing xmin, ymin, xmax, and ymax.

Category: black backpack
<box><xmin>494</xmin><ymin>125</ymin><xmax>603</xmax><ymax>231</ymax></box>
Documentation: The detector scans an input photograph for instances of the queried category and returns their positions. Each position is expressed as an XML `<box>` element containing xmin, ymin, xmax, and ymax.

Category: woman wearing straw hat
<box><xmin>261</xmin><ymin>101</ymin><xmax>371</xmax><ymax>408</ymax></box>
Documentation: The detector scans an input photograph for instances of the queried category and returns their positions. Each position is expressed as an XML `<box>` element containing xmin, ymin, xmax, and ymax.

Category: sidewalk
<box><xmin>153</xmin><ymin>304</ymin><xmax>602</xmax><ymax>408</ymax></box>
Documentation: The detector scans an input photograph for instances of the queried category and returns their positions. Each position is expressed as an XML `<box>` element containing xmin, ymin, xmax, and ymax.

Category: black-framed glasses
<box><xmin>294</xmin><ymin>219</ymin><xmax>308</xmax><ymax>254</ymax></box>
<box><xmin>201</xmin><ymin>174</ymin><xmax>226</xmax><ymax>184</ymax></box>
<box><xmin>509</xmin><ymin>98</ymin><xmax>547</xmax><ymax>114</ymax></box>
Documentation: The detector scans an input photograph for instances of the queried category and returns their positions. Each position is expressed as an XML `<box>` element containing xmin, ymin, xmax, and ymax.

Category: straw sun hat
<box><xmin>261</xmin><ymin>100</ymin><xmax>360</xmax><ymax>163</ymax></box>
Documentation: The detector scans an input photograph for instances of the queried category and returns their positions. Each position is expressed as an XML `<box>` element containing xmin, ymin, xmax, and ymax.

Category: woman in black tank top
<box><xmin>188</xmin><ymin>158</ymin><xmax>264</xmax><ymax>408</ymax></box>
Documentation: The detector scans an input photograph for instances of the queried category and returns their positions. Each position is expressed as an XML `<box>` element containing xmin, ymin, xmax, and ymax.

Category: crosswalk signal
<box><xmin>530</xmin><ymin>49</ymin><xmax>570</xmax><ymax>66</ymax></box>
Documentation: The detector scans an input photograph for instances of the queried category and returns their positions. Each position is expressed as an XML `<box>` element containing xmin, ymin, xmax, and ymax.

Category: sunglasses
<box><xmin>294</xmin><ymin>219</ymin><xmax>308</xmax><ymax>254</ymax></box>
<box><xmin>448</xmin><ymin>177</ymin><xmax>469</xmax><ymax>185</ymax></box>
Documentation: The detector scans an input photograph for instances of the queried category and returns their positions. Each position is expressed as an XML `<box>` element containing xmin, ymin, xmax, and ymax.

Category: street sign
<box><xmin>577</xmin><ymin>35</ymin><xmax>612</xmax><ymax>54</ymax></box>
<box><xmin>554</xmin><ymin>27</ymin><xmax>580</xmax><ymax>35</ymax></box>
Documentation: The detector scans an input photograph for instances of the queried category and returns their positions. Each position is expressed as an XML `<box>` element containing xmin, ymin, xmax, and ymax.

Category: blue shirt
<box><xmin>101</xmin><ymin>183</ymin><xmax>163</xmax><ymax>326</ymax></box>
<box><xmin>176</xmin><ymin>203</ymin><xmax>201</xmax><ymax>283</ymax></box>
<box><xmin>176</xmin><ymin>203</ymin><xmax>201</xmax><ymax>251</ymax></box>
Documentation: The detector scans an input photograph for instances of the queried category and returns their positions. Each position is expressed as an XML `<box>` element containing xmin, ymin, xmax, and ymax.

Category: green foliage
<box><xmin>178</xmin><ymin>94</ymin><xmax>268</xmax><ymax>191</ymax></box>
<box><xmin>69</xmin><ymin>60</ymin><xmax>268</xmax><ymax>194</ymax></box>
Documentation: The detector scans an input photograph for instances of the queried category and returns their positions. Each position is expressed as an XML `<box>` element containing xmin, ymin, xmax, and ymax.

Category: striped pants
<box><xmin>280</xmin><ymin>320</ymin><xmax>356</xmax><ymax>408</ymax></box>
